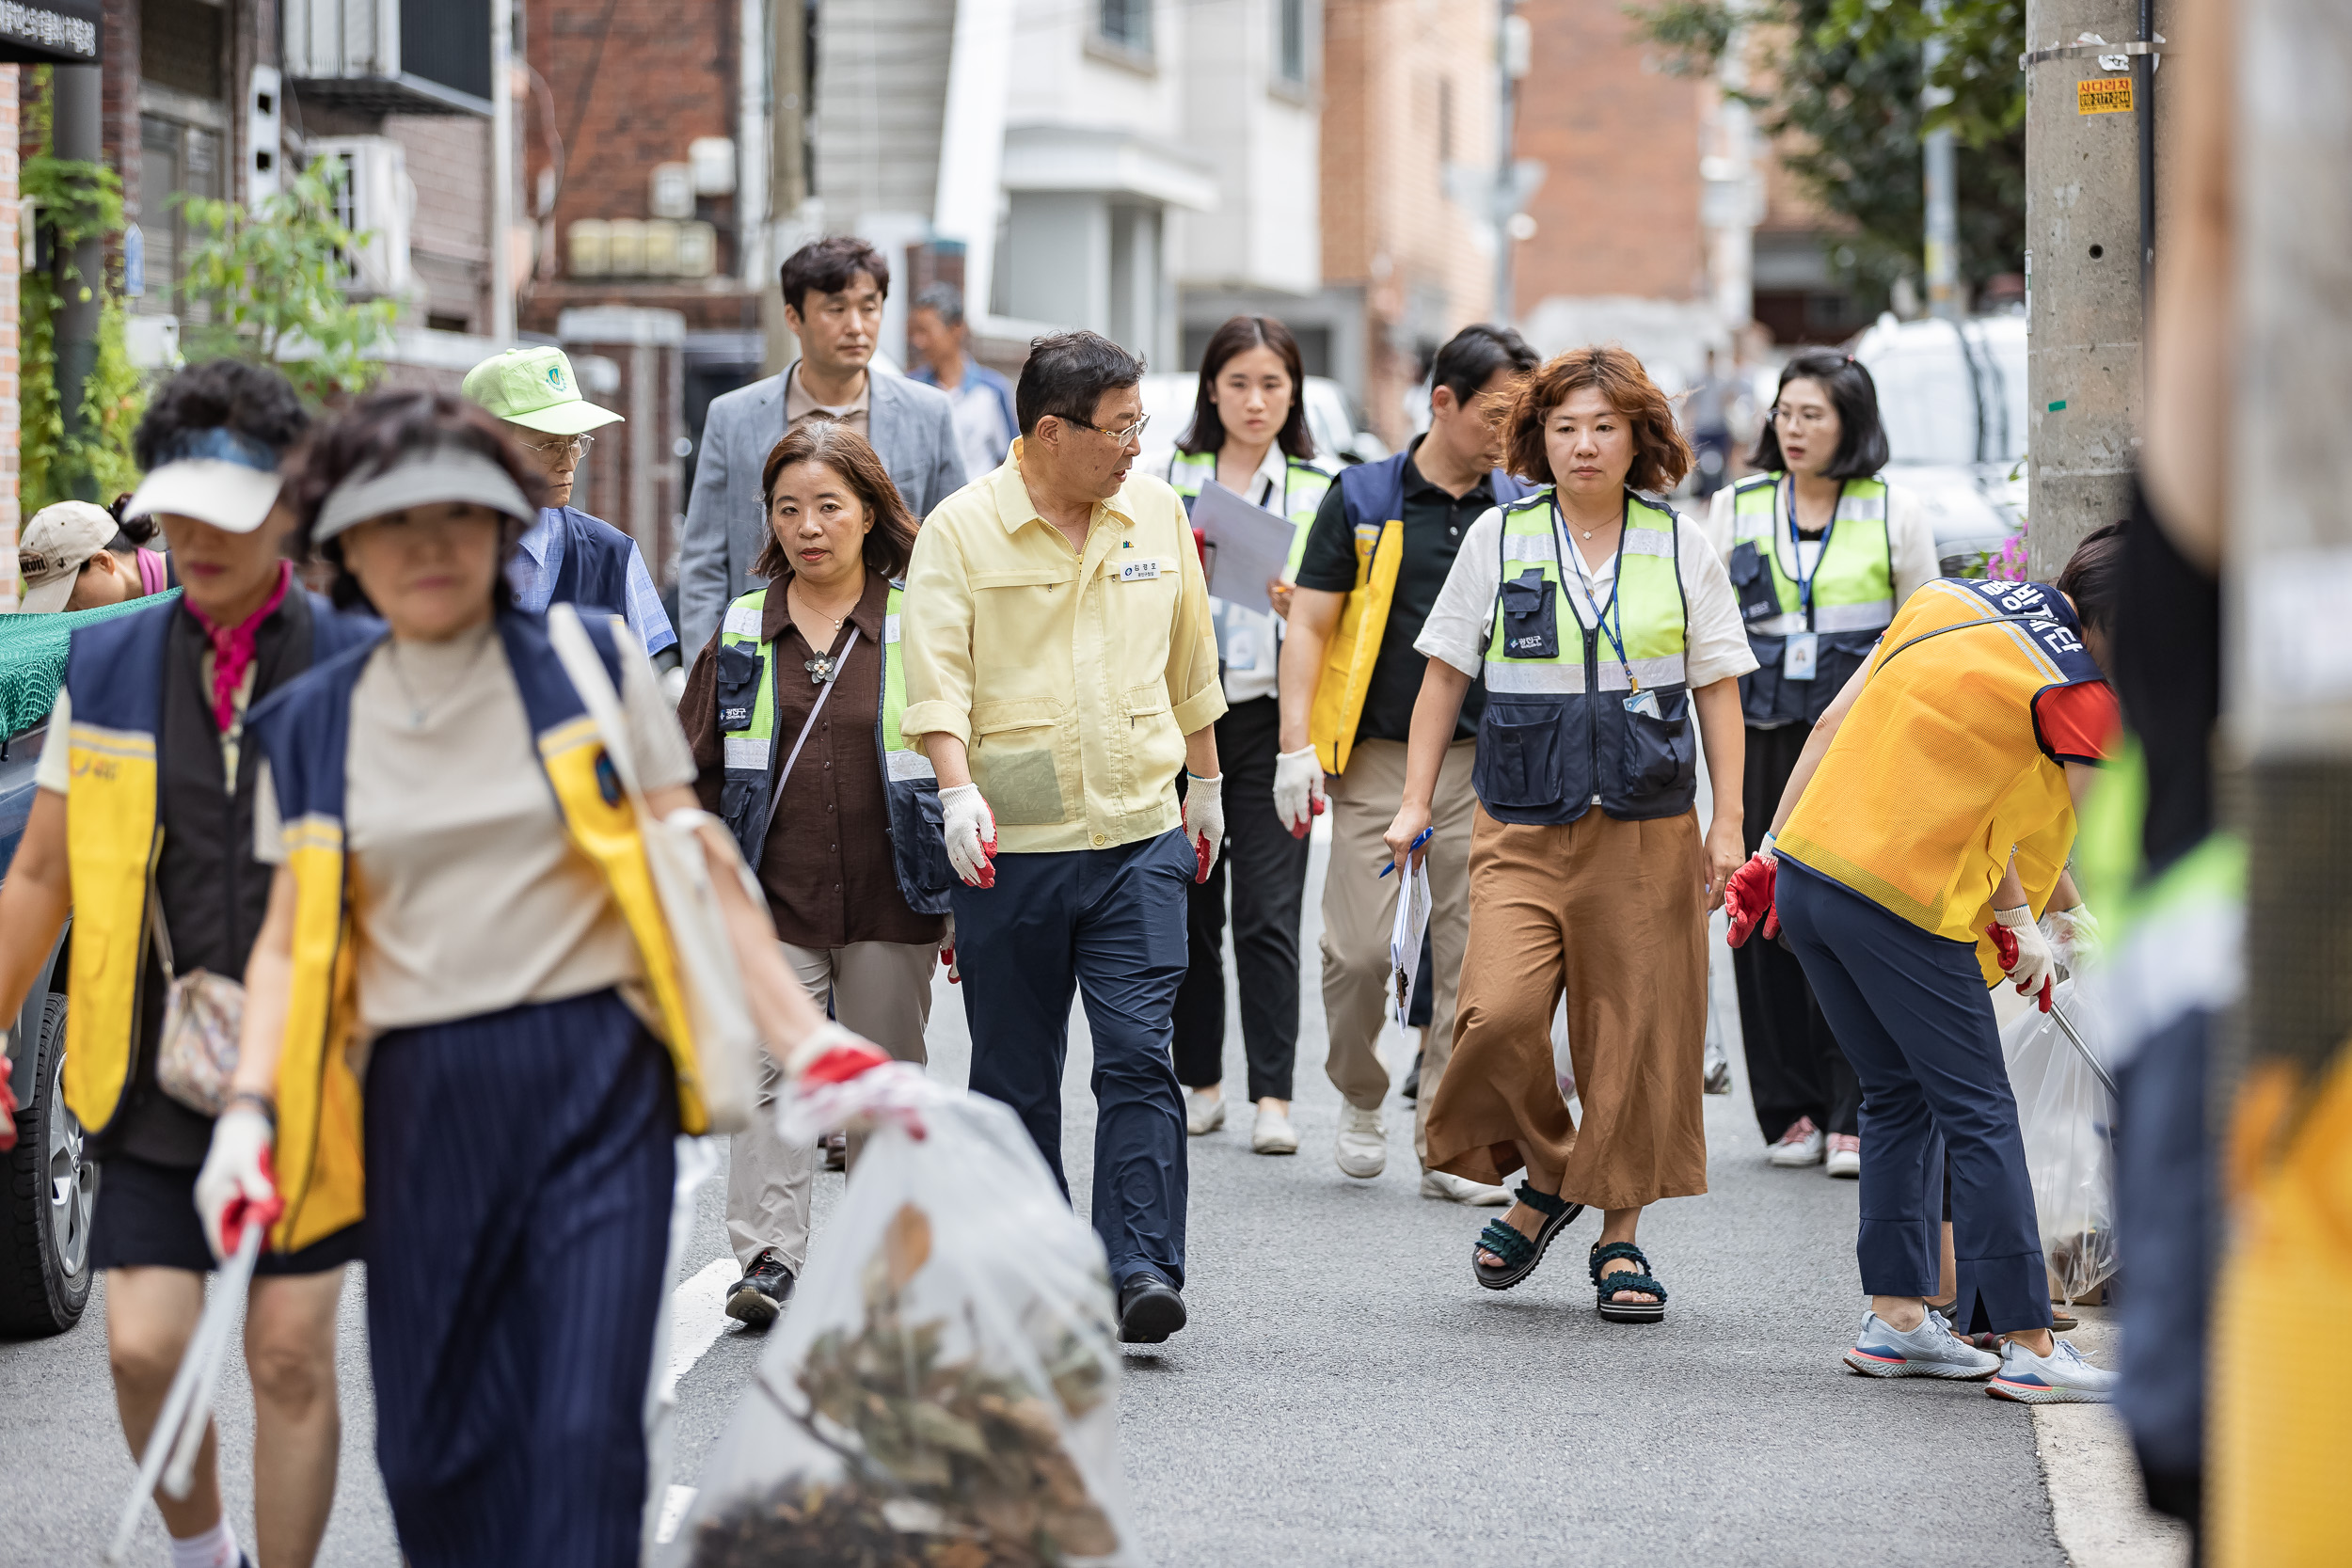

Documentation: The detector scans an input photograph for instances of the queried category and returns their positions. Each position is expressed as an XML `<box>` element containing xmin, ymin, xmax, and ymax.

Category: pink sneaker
<box><xmin>1825</xmin><ymin>1132</ymin><xmax>1861</xmax><ymax>1179</ymax></box>
<box><xmin>1767</xmin><ymin>1116</ymin><xmax>1824</xmax><ymax>1167</ymax></box>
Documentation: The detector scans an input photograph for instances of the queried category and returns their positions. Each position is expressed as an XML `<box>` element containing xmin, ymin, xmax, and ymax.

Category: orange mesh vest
<box><xmin>1777</xmin><ymin>578</ymin><xmax>2105</xmax><ymax>984</ymax></box>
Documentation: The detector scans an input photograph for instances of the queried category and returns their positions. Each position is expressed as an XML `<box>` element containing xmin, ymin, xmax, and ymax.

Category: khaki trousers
<box><xmin>1320</xmin><ymin>736</ymin><xmax>1478</xmax><ymax>1164</ymax></box>
<box><xmin>724</xmin><ymin>940</ymin><xmax>935</xmax><ymax>1273</ymax></box>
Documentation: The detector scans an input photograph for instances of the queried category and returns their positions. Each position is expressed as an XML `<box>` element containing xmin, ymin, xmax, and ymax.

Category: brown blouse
<box><xmin>682</xmin><ymin>569</ymin><xmax>944</xmax><ymax>950</ymax></box>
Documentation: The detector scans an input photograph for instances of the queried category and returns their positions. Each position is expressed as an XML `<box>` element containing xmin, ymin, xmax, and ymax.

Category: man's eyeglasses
<box><xmin>1069</xmin><ymin>413</ymin><xmax>1150</xmax><ymax>445</ymax></box>
<box><xmin>522</xmin><ymin>434</ymin><xmax>596</xmax><ymax>459</ymax></box>
<box><xmin>1771</xmin><ymin>405</ymin><xmax>1832</xmax><ymax>429</ymax></box>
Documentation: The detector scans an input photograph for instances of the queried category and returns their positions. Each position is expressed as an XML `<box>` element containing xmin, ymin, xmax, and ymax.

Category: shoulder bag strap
<box><xmin>546</xmin><ymin>603</ymin><xmax>650</xmax><ymax>809</ymax></box>
<box><xmin>147</xmin><ymin>856</ymin><xmax>176</xmax><ymax>983</ymax></box>
<box><xmin>760</xmin><ymin>627</ymin><xmax>860</xmax><ymax>845</ymax></box>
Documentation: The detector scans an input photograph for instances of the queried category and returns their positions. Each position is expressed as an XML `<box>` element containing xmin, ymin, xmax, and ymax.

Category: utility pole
<box><xmin>2020</xmin><ymin>0</ymin><xmax>2166</xmax><ymax>576</ymax></box>
<box><xmin>763</xmin><ymin>0</ymin><xmax>811</xmax><ymax>375</ymax></box>
<box><xmin>1491</xmin><ymin>1</ymin><xmax>1531</xmax><ymax>325</ymax></box>
<box><xmin>51</xmin><ymin>64</ymin><xmax>103</xmax><ymax>500</ymax></box>
<box><xmin>490</xmin><ymin>0</ymin><xmax>517</xmax><ymax>343</ymax></box>
<box><xmin>1921</xmin><ymin>11</ymin><xmax>1959</xmax><ymax>320</ymax></box>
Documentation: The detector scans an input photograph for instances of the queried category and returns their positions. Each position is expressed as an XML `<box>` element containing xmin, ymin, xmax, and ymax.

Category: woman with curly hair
<box><xmin>1381</xmin><ymin>346</ymin><xmax>1756</xmax><ymax>1320</ymax></box>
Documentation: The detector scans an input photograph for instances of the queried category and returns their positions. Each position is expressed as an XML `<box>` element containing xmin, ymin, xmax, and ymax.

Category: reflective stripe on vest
<box><xmin>1484</xmin><ymin>493</ymin><xmax>1688</xmax><ymax>692</ymax></box>
<box><xmin>717</xmin><ymin>583</ymin><xmax>930</xmax><ymax>796</ymax></box>
<box><xmin>1729</xmin><ymin>474</ymin><xmax>1896</xmax><ymax>636</ymax></box>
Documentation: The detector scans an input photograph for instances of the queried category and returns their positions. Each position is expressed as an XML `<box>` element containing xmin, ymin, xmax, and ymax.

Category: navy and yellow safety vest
<box><xmin>1311</xmin><ymin>451</ymin><xmax>1535</xmax><ymax>774</ymax></box>
<box><xmin>246</xmin><ymin>610</ymin><xmax>712</xmax><ymax>1252</ymax></box>
<box><xmin>58</xmin><ymin>592</ymin><xmax>377</xmax><ymax>1140</ymax></box>
<box><xmin>1473</xmin><ymin>489</ymin><xmax>1694</xmax><ymax>826</ymax></box>
<box><xmin>1724</xmin><ymin>472</ymin><xmax>1895</xmax><ymax>725</ymax></box>
<box><xmin>711</xmin><ymin>580</ymin><xmax>953</xmax><ymax>914</ymax></box>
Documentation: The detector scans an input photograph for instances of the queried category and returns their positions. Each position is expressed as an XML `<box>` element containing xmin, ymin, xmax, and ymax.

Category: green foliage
<box><xmin>1627</xmin><ymin>0</ymin><xmax>2026</xmax><ymax>315</ymax></box>
<box><xmin>18</xmin><ymin>66</ymin><xmax>145</xmax><ymax>508</ymax></box>
<box><xmin>175</xmin><ymin>158</ymin><xmax>399</xmax><ymax>404</ymax></box>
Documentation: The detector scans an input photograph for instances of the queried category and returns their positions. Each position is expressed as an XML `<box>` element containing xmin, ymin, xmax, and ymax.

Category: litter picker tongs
<box><xmin>105</xmin><ymin>1219</ymin><xmax>264</xmax><ymax>1564</ymax></box>
<box><xmin>2048</xmin><ymin>991</ymin><xmax>2120</xmax><ymax>1101</ymax></box>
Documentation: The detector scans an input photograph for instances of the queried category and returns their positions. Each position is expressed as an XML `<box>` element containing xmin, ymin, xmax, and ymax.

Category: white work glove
<box><xmin>939</xmin><ymin>911</ymin><xmax>960</xmax><ymax>984</ymax></box>
<box><xmin>1272</xmin><ymin>744</ymin><xmax>1327</xmax><ymax>839</ymax></box>
<box><xmin>940</xmin><ymin>783</ymin><xmax>997</xmax><ymax>888</ymax></box>
<box><xmin>1993</xmin><ymin>903</ymin><xmax>2057</xmax><ymax>1012</ymax></box>
<box><xmin>194</xmin><ymin>1101</ymin><xmax>280</xmax><ymax>1261</ymax></box>
<box><xmin>2040</xmin><ymin>903</ymin><xmax>2100</xmax><ymax>973</ymax></box>
<box><xmin>1183</xmin><ymin>772</ymin><xmax>1225</xmax><ymax>883</ymax></box>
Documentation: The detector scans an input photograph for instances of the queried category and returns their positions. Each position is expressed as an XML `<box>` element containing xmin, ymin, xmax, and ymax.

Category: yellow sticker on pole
<box><xmin>2078</xmin><ymin>77</ymin><xmax>2135</xmax><ymax>114</ymax></box>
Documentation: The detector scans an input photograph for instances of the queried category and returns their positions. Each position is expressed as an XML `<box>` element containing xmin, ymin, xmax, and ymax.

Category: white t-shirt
<box><xmin>1699</xmin><ymin>478</ymin><xmax>1942</xmax><ymax>612</ymax></box>
<box><xmin>254</xmin><ymin>622</ymin><xmax>696</xmax><ymax>1035</ymax></box>
<box><xmin>1415</xmin><ymin>503</ymin><xmax>1759</xmax><ymax>690</ymax></box>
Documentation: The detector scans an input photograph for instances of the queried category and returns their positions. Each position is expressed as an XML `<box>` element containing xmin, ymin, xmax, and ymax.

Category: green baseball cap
<box><xmin>463</xmin><ymin>345</ymin><xmax>625</xmax><ymax>436</ymax></box>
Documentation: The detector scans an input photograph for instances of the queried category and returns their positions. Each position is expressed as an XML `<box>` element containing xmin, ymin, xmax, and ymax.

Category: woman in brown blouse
<box><xmin>678</xmin><ymin>420</ymin><xmax>956</xmax><ymax>1327</ymax></box>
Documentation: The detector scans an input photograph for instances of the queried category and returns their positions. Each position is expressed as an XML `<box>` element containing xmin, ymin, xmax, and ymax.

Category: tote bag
<box><xmin>548</xmin><ymin>604</ymin><xmax>758</xmax><ymax>1132</ymax></box>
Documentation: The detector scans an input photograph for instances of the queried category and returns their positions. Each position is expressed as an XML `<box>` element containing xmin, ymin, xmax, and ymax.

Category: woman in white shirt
<box><xmin>1701</xmin><ymin>348</ymin><xmax>1939</xmax><ymax>1178</ymax></box>
<box><xmin>191</xmin><ymin>392</ymin><xmax>865</xmax><ymax>1568</ymax></box>
<box><xmin>1159</xmin><ymin>316</ymin><xmax>1334</xmax><ymax>1156</ymax></box>
<box><xmin>1382</xmin><ymin>346</ymin><xmax>1755</xmax><ymax>1321</ymax></box>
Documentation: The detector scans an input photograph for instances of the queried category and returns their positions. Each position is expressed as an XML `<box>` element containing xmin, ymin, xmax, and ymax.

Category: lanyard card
<box><xmin>1624</xmin><ymin>687</ymin><xmax>1663</xmax><ymax>719</ymax></box>
<box><xmin>1783</xmin><ymin>631</ymin><xmax>1820</xmax><ymax>681</ymax></box>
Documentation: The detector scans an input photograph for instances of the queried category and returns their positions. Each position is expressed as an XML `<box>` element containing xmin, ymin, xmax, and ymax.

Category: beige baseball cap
<box><xmin>16</xmin><ymin>500</ymin><xmax>121</xmax><ymax>613</ymax></box>
<box><xmin>463</xmin><ymin>346</ymin><xmax>625</xmax><ymax>436</ymax></box>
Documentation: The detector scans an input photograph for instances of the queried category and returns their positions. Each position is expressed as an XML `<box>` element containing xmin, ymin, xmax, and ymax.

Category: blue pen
<box><xmin>1380</xmin><ymin>827</ymin><xmax>1435</xmax><ymax>877</ymax></box>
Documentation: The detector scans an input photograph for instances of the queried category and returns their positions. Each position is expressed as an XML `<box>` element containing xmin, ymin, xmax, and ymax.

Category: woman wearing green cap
<box><xmin>463</xmin><ymin>345</ymin><xmax>678</xmax><ymax>666</ymax></box>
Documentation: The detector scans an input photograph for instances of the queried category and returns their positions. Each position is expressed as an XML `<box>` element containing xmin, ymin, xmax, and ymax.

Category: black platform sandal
<box><xmin>1589</xmin><ymin>1241</ymin><xmax>1669</xmax><ymax>1323</ymax></box>
<box><xmin>1470</xmin><ymin>1184</ymin><xmax>1585</xmax><ymax>1291</ymax></box>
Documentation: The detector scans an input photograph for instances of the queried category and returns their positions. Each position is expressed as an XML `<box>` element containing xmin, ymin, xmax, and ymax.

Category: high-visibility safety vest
<box><xmin>1472</xmin><ymin>489</ymin><xmax>1695</xmax><ymax>825</ymax></box>
<box><xmin>1776</xmin><ymin>576</ymin><xmax>2106</xmax><ymax>984</ymax></box>
<box><xmin>247</xmin><ymin>610</ymin><xmax>712</xmax><ymax>1253</ymax></box>
<box><xmin>1166</xmin><ymin>451</ymin><xmax>1332</xmax><ymax>677</ymax></box>
<box><xmin>58</xmin><ymin>592</ymin><xmax>377</xmax><ymax>1138</ymax></box>
<box><xmin>1724</xmin><ymin>472</ymin><xmax>1896</xmax><ymax>726</ymax></box>
<box><xmin>712</xmin><ymin>580</ymin><xmax>954</xmax><ymax>914</ymax></box>
<box><xmin>1308</xmin><ymin>451</ymin><xmax>1536</xmax><ymax>774</ymax></box>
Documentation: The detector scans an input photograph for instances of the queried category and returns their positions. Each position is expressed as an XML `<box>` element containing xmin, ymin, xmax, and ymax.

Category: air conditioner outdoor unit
<box><xmin>307</xmin><ymin>136</ymin><xmax>413</xmax><ymax>296</ymax></box>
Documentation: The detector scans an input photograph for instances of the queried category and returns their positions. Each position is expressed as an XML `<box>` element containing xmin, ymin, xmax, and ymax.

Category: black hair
<box><xmin>131</xmin><ymin>358</ymin><xmax>309</xmax><ymax>471</ymax></box>
<box><xmin>1177</xmin><ymin>315</ymin><xmax>1314</xmax><ymax>462</ymax></box>
<box><xmin>2057</xmin><ymin>520</ymin><xmax>2126</xmax><ymax>641</ymax></box>
<box><xmin>1015</xmin><ymin>330</ymin><xmax>1146</xmax><ymax>437</ymax></box>
<box><xmin>1750</xmin><ymin>348</ymin><xmax>1890</xmax><ymax>479</ymax></box>
<box><xmin>1430</xmin><ymin>323</ymin><xmax>1538</xmax><ymax>408</ymax></box>
<box><xmin>290</xmin><ymin>389</ymin><xmax>548</xmax><ymax>613</ymax></box>
<box><xmin>103</xmin><ymin>492</ymin><xmax>157</xmax><ymax>554</ymax></box>
<box><xmin>912</xmin><ymin>282</ymin><xmax>964</xmax><ymax>328</ymax></box>
<box><xmin>779</xmin><ymin>236</ymin><xmax>892</xmax><ymax>316</ymax></box>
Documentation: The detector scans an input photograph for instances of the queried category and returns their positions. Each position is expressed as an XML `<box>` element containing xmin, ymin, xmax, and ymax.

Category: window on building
<box><xmin>139</xmin><ymin>115</ymin><xmax>221</xmax><ymax>321</ymax></box>
<box><xmin>1097</xmin><ymin>0</ymin><xmax>1152</xmax><ymax>57</ymax></box>
<box><xmin>1276</xmin><ymin>0</ymin><xmax>1307</xmax><ymax>87</ymax></box>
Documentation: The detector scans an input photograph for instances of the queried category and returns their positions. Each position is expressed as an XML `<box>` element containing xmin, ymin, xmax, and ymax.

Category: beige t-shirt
<box><xmin>256</xmin><ymin>621</ymin><xmax>696</xmax><ymax>1035</ymax></box>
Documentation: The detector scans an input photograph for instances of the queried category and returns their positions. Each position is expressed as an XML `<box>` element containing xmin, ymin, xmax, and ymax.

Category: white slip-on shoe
<box><xmin>1767</xmin><ymin>1116</ymin><xmax>1826</xmax><ymax>1167</ymax></box>
<box><xmin>1185</xmin><ymin>1089</ymin><xmax>1226</xmax><ymax>1136</ymax></box>
<box><xmin>1251</xmin><ymin>1103</ymin><xmax>1299</xmax><ymax>1154</ymax></box>
<box><xmin>1421</xmin><ymin>1169</ymin><xmax>1512</xmax><ymax>1205</ymax></box>
<box><xmin>1335</xmin><ymin>1104</ymin><xmax>1387</xmax><ymax>1178</ymax></box>
<box><xmin>1824</xmin><ymin>1132</ymin><xmax>1861</xmax><ymax>1178</ymax></box>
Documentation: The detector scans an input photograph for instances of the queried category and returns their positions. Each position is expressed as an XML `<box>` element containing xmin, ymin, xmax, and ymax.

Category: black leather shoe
<box><xmin>1400</xmin><ymin>1050</ymin><xmax>1423</xmax><ymax>1102</ymax></box>
<box><xmin>1117</xmin><ymin>1274</ymin><xmax>1186</xmax><ymax>1344</ymax></box>
<box><xmin>725</xmin><ymin>1249</ymin><xmax>796</xmax><ymax>1328</ymax></box>
<box><xmin>822</xmin><ymin>1131</ymin><xmax>848</xmax><ymax>1172</ymax></box>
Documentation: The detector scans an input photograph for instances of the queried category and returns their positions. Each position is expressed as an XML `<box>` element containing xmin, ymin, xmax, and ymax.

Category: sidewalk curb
<box><xmin>2033</xmin><ymin>1308</ymin><xmax>2190</xmax><ymax>1568</ymax></box>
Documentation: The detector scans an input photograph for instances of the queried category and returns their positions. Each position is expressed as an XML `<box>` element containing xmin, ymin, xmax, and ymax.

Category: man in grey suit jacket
<box><xmin>678</xmin><ymin>235</ymin><xmax>967</xmax><ymax>659</ymax></box>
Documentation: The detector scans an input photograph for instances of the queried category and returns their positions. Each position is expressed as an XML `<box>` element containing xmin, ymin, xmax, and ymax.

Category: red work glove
<box><xmin>1724</xmin><ymin>853</ymin><xmax>1780</xmax><ymax>947</ymax></box>
<box><xmin>803</xmin><ymin>1039</ymin><xmax>893</xmax><ymax>1085</ymax></box>
<box><xmin>1985</xmin><ymin>922</ymin><xmax>2055</xmax><ymax>1013</ymax></box>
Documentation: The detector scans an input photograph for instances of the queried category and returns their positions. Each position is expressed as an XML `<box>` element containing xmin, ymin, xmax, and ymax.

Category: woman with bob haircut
<box><xmin>1384</xmin><ymin>345</ymin><xmax>1755</xmax><ymax>1320</ymax></box>
<box><xmin>678</xmin><ymin>419</ymin><xmax>956</xmax><ymax>1328</ymax></box>
<box><xmin>192</xmin><ymin>389</ymin><xmax>869</xmax><ymax>1567</ymax></box>
<box><xmin>1160</xmin><ymin>315</ymin><xmax>1334</xmax><ymax>1156</ymax></box>
<box><xmin>1702</xmin><ymin>347</ymin><xmax>1938</xmax><ymax>1179</ymax></box>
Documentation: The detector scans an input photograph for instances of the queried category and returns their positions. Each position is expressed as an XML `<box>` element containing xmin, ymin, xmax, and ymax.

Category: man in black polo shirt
<box><xmin>1275</xmin><ymin>325</ymin><xmax>1539</xmax><ymax>1200</ymax></box>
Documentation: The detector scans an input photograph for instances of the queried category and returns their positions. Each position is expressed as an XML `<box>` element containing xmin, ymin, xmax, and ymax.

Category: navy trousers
<box><xmin>1776</xmin><ymin>860</ymin><xmax>2052</xmax><ymax>1334</ymax></box>
<box><xmin>363</xmin><ymin>989</ymin><xmax>676</xmax><ymax>1568</ymax></box>
<box><xmin>954</xmin><ymin>828</ymin><xmax>1193</xmax><ymax>1290</ymax></box>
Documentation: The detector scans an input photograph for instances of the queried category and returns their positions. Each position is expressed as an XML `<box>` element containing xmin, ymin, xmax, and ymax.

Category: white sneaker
<box><xmin>1335</xmin><ymin>1104</ymin><xmax>1387</xmax><ymax>1178</ymax></box>
<box><xmin>1251</xmin><ymin>1103</ymin><xmax>1298</xmax><ymax>1155</ymax></box>
<box><xmin>1185</xmin><ymin>1089</ymin><xmax>1226</xmax><ymax>1136</ymax></box>
<box><xmin>1767</xmin><ymin>1116</ymin><xmax>1826</xmax><ymax>1167</ymax></box>
<box><xmin>1988</xmin><ymin>1337</ymin><xmax>2120</xmax><ymax>1404</ymax></box>
<box><xmin>1420</xmin><ymin>1169</ymin><xmax>1511</xmax><ymax>1206</ymax></box>
<box><xmin>1824</xmin><ymin>1132</ymin><xmax>1861</xmax><ymax>1179</ymax></box>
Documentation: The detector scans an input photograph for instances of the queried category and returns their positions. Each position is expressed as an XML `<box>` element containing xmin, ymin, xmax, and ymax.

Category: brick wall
<box><xmin>393</xmin><ymin>113</ymin><xmax>492</xmax><ymax>331</ymax></box>
<box><xmin>0</xmin><ymin>65</ymin><xmax>16</xmax><ymax>608</ymax></box>
<box><xmin>1512</xmin><ymin>0</ymin><xmax>1707</xmax><ymax>311</ymax></box>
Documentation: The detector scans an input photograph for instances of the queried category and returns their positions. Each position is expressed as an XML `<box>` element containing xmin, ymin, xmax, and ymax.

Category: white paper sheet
<box><xmin>1389</xmin><ymin>861</ymin><xmax>1432</xmax><ymax>1030</ymax></box>
<box><xmin>1190</xmin><ymin>478</ymin><xmax>1297</xmax><ymax>616</ymax></box>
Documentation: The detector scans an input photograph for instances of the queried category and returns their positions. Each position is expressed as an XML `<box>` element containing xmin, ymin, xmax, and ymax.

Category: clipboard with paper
<box><xmin>1188</xmin><ymin>478</ymin><xmax>1297</xmax><ymax>616</ymax></box>
<box><xmin>1389</xmin><ymin>861</ymin><xmax>1433</xmax><ymax>1030</ymax></box>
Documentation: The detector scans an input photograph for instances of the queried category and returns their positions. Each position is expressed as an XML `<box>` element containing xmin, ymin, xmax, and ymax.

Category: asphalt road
<box><xmin>0</xmin><ymin>826</ymin><xmax>2099</xmax><ymax>1566</ymax></box>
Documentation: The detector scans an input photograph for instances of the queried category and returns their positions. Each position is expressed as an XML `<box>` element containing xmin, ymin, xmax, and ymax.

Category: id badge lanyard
<box><xmin>1550</xmin><ymin>496</ymin><xmax>1659</xmax><ymax>718</ymax></box>
<box><xmin>1779</xmin><ymin>474</ymin><xmax>1836</xmax><ymax>681</ymax></box>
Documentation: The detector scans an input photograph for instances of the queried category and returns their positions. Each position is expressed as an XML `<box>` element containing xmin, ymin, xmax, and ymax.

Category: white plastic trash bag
<box><xmin>1999</xmin><ymin>978</ymin><xmax>2119</xmax><ymax>1304</ymax></box>
<box><xmin>674</xmin><ymin>1063</ymin><xmax>1133</xmax><ymax>1567</ymax></box>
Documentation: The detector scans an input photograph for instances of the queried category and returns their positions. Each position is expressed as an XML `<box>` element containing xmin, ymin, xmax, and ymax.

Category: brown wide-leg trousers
<box><xmin>1425</xmin><ymin>805</ymin><xmax>1710</xmax><ymax>1212</ymax></box>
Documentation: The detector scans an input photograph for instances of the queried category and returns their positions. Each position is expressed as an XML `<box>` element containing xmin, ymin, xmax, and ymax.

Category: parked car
<box><xmin>0</xmin><ymin>672</ymin><xmax>95</xmax><ymax>1337</ymax></box>
<box><xmin>1848</xmin><ymin>311</ymin><xmax>2029</xmax><ymax>575</ymax></box>
<box><xmin>1136</xmin><ymin>372</ymin><xmax>1389</xmax><ymax>478</ymax></box>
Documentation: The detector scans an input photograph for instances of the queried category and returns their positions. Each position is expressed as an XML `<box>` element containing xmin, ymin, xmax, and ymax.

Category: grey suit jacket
<box><xmin>677</xmin><ymin>364</ymin><xmax>969</xmax><ymax>658</ymax></box>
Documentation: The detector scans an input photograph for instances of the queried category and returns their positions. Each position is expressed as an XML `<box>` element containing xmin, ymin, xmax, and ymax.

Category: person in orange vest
<box><xmin>1725</xmin><ymin>531</ymin><xmax>2124</xmax><ymax>1402</ymax></box>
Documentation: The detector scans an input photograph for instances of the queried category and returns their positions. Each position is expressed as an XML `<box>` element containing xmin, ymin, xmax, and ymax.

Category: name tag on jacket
<box><xmin>1119</xmin><ymin>559</ymin><xmax>1167</xmax><ymax>582</ymax></box>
